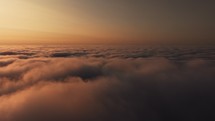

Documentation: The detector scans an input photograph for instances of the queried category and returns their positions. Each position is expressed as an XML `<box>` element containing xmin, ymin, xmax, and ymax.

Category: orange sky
<box><xmin>0</xmin><ymin>0</ymin><xmax>143</xmax><ymax>44</ymax></box>
<box><xmin>0</xmin><ymin>0</ymin><xmax>214</xmax><ymax>45</ymax></box>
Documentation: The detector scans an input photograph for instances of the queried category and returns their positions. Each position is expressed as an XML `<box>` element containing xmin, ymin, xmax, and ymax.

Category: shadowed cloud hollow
<box><xmin>0</xmin><ymin>56</ymin><xmax>214</xmax><ymax>121</ymax></box>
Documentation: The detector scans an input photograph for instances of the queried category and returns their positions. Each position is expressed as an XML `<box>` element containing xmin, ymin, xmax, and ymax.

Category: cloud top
<box><xmin>0</xmin><ymin>55</ymin><xmax>214</xmax><ymax>121</ymax></box>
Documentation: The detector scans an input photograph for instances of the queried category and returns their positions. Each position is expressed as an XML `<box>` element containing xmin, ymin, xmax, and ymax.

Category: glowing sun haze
<box><xmin>0</xmin><ymin>0</ymin><xmax>215</xmax><ymax>44</ymax></box>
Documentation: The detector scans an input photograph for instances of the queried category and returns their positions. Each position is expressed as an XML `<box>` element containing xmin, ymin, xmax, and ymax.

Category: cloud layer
<box><xmin>0</xmin><ymin>45</ymin><xmax>215</xmax><ymax>61</ymax></box>
<box><xmin>0</xmin><ymin>54</ymin><xmax>214</xmax><ymax>121</ymax></box>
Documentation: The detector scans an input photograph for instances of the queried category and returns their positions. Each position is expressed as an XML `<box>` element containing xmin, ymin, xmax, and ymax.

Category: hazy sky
<box><xmin>0</xmin><ymin>0</ymin><xmax>214</xmax><ymax>44</ymax></box>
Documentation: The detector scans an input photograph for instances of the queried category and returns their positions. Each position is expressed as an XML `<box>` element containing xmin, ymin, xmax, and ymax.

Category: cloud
<box><xmin>0</xmin><ymin>45</ymin><xmax>215</xmax><ymax>61</ymax></box>
<box><xmin>0</xmin><ymin>56</ymin><xmax>214</xmax><ymax>121</ymax></box>
<box><xmin>0</xmin><ymin>58</ymin><xmax>17</xmax><ymax>67</ymax></box>
<box><xmin>50</xmin><ymin>52</ymin><xmax>88</xmax><ymax>57</ymax></box>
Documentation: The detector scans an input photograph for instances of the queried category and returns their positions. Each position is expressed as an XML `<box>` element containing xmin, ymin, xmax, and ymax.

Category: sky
<box><xmin>0</xmin><ymin>0</ymin><xmax>214</xmax><ymax>45</ymax></box>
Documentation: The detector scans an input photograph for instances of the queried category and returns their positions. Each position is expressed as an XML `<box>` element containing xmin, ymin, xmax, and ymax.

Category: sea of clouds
<box><xmin>0</xmin><ymin>45</ymin><xmax>214</xmax><ymax>121</ymax></box>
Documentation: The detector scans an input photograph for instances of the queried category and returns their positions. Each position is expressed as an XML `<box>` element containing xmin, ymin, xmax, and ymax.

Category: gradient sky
<box><xmin>0</xmin><ymin>0</ymin><xmax>214</xmax><ymax>44</ymax></box>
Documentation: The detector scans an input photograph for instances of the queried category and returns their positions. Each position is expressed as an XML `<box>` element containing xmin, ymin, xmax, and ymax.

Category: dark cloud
<box><xmin>0</xmin><ymin>58</ymin><xmax>17</xmax><ymax>67</ymax></box>
<box><xmin>0</xmin><ymin>56</ymin><xmax>214</xmax><ymax>121</ymax></box>
<box><xmin>50</xmin><ymin>52</ymin><xmax>88</xmax><ymax>57</ymax></box>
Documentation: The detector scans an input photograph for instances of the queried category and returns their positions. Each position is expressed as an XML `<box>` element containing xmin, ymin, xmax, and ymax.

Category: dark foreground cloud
<box><xmin>0</xmin><ymin>57</ymin><xmax>215</xmax><ymax>121</ymax></box>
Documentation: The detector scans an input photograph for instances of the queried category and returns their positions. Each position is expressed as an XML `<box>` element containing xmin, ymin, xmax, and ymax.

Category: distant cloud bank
<box><xmin>0</xmin><ymin>45</ymin><xmax>214</xmax><ymax>61</ymax></box>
